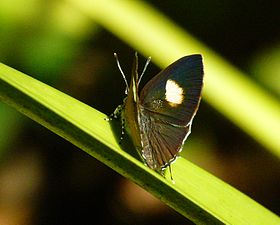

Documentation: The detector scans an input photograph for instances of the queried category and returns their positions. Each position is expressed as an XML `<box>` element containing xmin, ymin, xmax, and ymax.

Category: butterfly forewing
<box><xmin>140</xmin><ymin>54</ymin><xmax>203</xmax><ymax>126</ymax></box>
<box><xmin>138</xmin><ymin>54</ymin><xmax>203</xmax><ymax>171</ymax></box>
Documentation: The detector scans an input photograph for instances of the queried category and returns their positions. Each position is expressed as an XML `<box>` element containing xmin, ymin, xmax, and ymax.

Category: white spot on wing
<box><xmin>165</xmin><ymin>79</ymin><xmax>184</xmax><ymax>106</ymax></box>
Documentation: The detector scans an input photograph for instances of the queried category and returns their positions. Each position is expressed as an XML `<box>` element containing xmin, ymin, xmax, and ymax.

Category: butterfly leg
<box><xmin>159</xmin><ymin>165</ymin><xmax>175</xmax><ymax>183</ymax></box>
<box><xmin>105</xmin><ymin>104</ymin><xmax>123</xmax><ymax>121</ymax></box>
<box><xmin>105</xmin><ymin>104</ymin><xmax>126</xmax><ymax>144</ymax></box>
<box><xmin>119</xmin><ymin>117</ymin><xmax>125</xmax><ymax>144</ymax></box>
<box><xmin>160</xmin><ymin>169</ymin><xmax>166</xmax><ymax>178</ymax></box>
<box><xmin>168</xmin><ymin>165</ymin><xmax>175</xmax><ymax>184</ymax></box>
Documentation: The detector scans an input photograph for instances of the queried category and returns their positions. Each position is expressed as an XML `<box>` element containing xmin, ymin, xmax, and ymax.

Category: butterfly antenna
<box><xmin>138</xmin><ymin>56</ymin><xmax>151</xmax><ymax>85</ymax></box>
<box><xmin>114</xmin><ymin>53</ymin><xmax>129</xmax><ymax>95</ymax></box>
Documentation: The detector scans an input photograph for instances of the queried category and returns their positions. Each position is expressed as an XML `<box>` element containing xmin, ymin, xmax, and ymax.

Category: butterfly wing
<box><xmin>139</xmin><ymin>106</ymin><xmax>190</xmax><ymax>170</ymax></box>
<box><xmin>138</xmin><ymin>54</ymin><xmax>203</xmax><ymax>170</ymax></box>
<box><xmin>140</xmin><ymin>54</ymin><xmax>204</xmax><ymax>126</ymax></box>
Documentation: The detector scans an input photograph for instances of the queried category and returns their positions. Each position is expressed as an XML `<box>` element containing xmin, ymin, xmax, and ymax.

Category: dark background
<box><xmin>0</xmin><ymin>0</ymin><xmax>279</xmax><ymax>224</ymax></box>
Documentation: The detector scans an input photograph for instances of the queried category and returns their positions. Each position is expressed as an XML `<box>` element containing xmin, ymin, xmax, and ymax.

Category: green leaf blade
<box><xmin>1</xmin><ymin>63</ymin><xmax>279</xmax><ymax>224</ymax></box>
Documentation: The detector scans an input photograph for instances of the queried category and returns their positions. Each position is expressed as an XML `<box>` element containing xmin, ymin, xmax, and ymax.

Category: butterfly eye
<box><xmin>165</xmin><ymin>79</ymin><xmax>184</xmax><ymax>106</ymax></box>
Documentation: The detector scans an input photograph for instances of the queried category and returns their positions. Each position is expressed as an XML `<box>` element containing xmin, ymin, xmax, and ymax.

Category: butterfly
<box><xmin>109</xmin><ymin>52</ymin><xmax>204</xmax><ymax>176</ymax></box>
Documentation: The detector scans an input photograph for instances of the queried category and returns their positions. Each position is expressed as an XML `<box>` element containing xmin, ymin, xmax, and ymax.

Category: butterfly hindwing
<box><xmin>139</xmin><ymin>106</ymin><xmax>190</xmax><ymax>170</ymax></box>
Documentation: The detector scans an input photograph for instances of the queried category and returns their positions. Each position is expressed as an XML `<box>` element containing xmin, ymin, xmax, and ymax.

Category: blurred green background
<box><xmin>0</xmin><ymin>0</ymin><xmax>279</xmax><ymax>224</ymax></box>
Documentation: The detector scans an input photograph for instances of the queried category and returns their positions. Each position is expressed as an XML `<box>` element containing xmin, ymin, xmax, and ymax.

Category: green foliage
<box><xmin>1</xmin><ymin>62</ymin><xmax>279</xmax><ymax>224</ymax></box>
<box><xmin>1</xmin><ymin>0</ymin><xmax>280</xmax><ymax>224</ymax></box>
